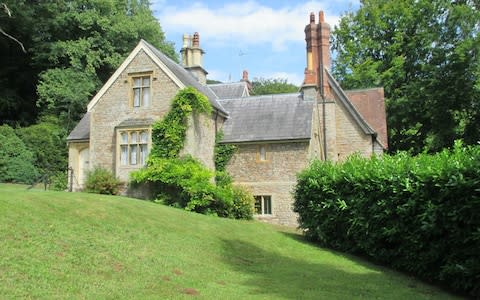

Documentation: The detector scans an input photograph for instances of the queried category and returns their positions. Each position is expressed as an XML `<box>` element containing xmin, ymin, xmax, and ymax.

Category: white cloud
<box><xmin>155</xmin><ymin>1</ymin><xmax>358</xmax><ymax>51</ymax></box>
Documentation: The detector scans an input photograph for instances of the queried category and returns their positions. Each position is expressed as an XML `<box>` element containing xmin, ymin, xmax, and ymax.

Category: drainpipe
<box><xmin>319</xmin><ymin>65</ymin><xmax>327</xmax><ymax>161</ymax></box>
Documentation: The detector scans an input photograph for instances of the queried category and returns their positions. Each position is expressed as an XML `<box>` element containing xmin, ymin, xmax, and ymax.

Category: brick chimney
<box><xmin>180</xmin><ymin>32</ymin><xmax>208</xmax><ymax>85</ymax></box>
<box><xmin>301</xmin><ymin>11</ymin><xmax>331</xmax><ymax>100</ymax></box>
<box><xmin>241</xmin><ymin>70</ymin><xmax>252</xmax><ymax>93</ymax></box>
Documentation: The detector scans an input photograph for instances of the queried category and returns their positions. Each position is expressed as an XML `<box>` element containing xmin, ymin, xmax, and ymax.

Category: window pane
<box><xmin>143</xmin><ymin>87</ymin><xmax>150</xmax><ymax>107</ymax></box>
<box><xmin>130</xmin><ymin>145</ymin><xmax>138</xmax><ymax>165</ymax></box>
<box><xmin>121</xmin><ymin>132</ymin><xmax>128</xmax><ymax>144</ymax></box>
<box><xmin>133</xmin><ymin>88</ymin><xmax>140</xmax><ymax>106</ymax></box>
<box><xmin>133</xmin><ymin>78</ymin><xmax>141</xmax><ymax>87</ymax></box>
<box><xmin>140</xmin><ymin>131</ymin><xmax>148</xmax><ymax>143</ymax></box>
<box><xmin>263</xmin><ymin>196</ymin><xmax>272</xmax><ymax>214</ymax></box>
<box><xmin>140</xmin><ymin>144</ymin><xmax>148</xmax><ymax>165</ymax></box>
<box><xmin>142</xmin><ymin>77</ymin><xmax>150</xmax><ymax>87</ymax></box>
<box><xmin>120</xmin><ymin>145</ymin><xmax>128</xmax><ymax>165</ymax></box>
<box><xmin>130</xmin><ymin>132</ymin><xmax>138</xmax><ymax>143</ymax></box>
<box><xmin>254</xmin><ymin>196</ymin><xmax>262</xmax><ymax>214</ymax></box>
<box><xmin>260</xmin><ymin>145</ymin><xmax>266</xmax><ymax>161</ymax></box>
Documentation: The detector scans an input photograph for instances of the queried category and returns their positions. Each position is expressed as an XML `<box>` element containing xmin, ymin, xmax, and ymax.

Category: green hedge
<box><xmin>0</xmin><ymin>125</ymin><xmax>39</xmax><ymax>184</ymax></box>
<box><xmin>293</xmin><ymin>142</ymin><xmax>480</xmax><ymax>297</ymax></box>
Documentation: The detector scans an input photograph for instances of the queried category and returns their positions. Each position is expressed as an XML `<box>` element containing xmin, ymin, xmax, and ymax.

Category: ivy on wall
<box><xmin>214</xmin><ymin>131</ymin><xmax>237</xmax><ymax>172</ymax></box>
<box><xmin>214</xmin><ymin>131</ymin><xmax>237</xmax><ymax>187</ymax></box>
<box><xmin>150</xmin><ymin>87</ymin><xmax>212</xmax><ymax>159</ymax></box>
<box><xmin>131</xmin><ymin>87</ymin><xmax>253</xmax><ymax>219</ymax></box>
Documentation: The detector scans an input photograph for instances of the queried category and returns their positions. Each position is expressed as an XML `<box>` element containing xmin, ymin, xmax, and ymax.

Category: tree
<box><xmin>0</xmin><ymin>0</ymin><xmax>176</xmax><ymax>127</ymax></box>
<box><xmin>0</xmin><ymin>125</ymin><xmax>38</xmax><ymax>184</ymax></box>
<box><xmin>251</xmin><ymin>78</ymin><xmax>298</xmax><ymax>95</ymax></box>
<box><xmin>332</xmin><ymin>0</ymin><xmax>480</xmax><ymax>153</ymax></box>
<box><xmin>16</xmin><ymin>116</ymin><xmax>68</xmax><ymax>176</ymax></box>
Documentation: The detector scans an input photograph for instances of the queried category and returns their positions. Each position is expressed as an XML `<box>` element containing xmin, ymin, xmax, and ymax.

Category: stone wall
<box><xmin>180</xmin><ymin>112</ymin><xmax>217</xmax><ymax>170</ymax></box>
<box><xmin>90</xmin><ymin>49</ymin><xmax>179</xmax><ymax>182</ymax></box>
<box><xmin>67</xmin><ymin>141</ymin><xmax>89</xmax><ymax>191</ymax></box>
<box><xmin>226</xmin><ymin>142</ymin><xmax>309</xmax><ymax>226</ymax></box>
<box><xmin>334</xmin><ymin>95</ymin><xmax>373</xmax><ymax>160</ymax></box>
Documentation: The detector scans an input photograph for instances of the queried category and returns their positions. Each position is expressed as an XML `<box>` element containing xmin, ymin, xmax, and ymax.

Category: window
<box><xmin>254</xmin><ymin>195</ymin><xmax>272</xmax><ymax>215</ymax></box>
<box><xmin>258</xmin><ymin>145</ymin><xmax>268</xmax><ymax>162</ymax></box>
<box><xmin>132</xmin><ymin>75</ymin><xmax>151</xmax><ymax>107</ymax></box>
<box><xmin>119</xmin><ymin>130</ymin><xmax>149</xmax><ymax>166</ymax></box>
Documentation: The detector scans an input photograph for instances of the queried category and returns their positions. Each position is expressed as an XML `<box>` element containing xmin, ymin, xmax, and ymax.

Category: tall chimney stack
<box><xmin>241</xmin><ymin>70</ymin><xmax>252</xmax><ymax>94</ymax></box>
<box><xmin>301</xmin><ymin>11</ymin><xmax>331</xmax><ymax>100</ymax></box>
<box><xmin>180</xmin><ymin>32</ymin><xmax>208</xmax><ymax>85</ymax></box>
<box><xmin>318</xmin><ymin>11</ymin><xmax>331</xmax><ymax>99</ymax></box>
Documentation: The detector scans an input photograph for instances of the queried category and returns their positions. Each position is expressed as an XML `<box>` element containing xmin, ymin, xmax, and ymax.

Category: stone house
<box><xmin>67</xmin><ymin>11</ymin><xmax>387</xmax><ymax>226</ymax></box>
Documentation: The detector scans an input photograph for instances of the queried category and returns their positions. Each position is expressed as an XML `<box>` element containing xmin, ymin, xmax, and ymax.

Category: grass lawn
<box><xmin>0</xmin><ymin>183</ymin><xmax>461</xmax><ymax>299</ymax></box>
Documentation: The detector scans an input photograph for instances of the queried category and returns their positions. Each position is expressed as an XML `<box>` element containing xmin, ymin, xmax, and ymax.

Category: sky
<box><xmin>151</xmin><ymin>0</ymin><xmax>360</xmax><ymax>85</ymax></box>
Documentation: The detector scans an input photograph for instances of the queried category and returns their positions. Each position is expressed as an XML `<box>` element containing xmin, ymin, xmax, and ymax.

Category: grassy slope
<box><xmin>0</xmin><ymin>184</ymin><xmax>460</xmax><ymax>299</ymax></box>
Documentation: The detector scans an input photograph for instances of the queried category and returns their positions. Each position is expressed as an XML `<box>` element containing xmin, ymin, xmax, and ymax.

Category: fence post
<box><xmin>68</xmin><ymin>167</ymin><xmax>73</xmax><ymax>192</ymax></box>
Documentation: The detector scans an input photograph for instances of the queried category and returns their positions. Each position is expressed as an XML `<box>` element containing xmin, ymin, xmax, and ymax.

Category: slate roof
<box><xmin>67</xmin><ymin>112</ymin><xmax>90</xmax><ymax>141</ymax></box>
<box><xmin>208</xmin><ymin>82</ymin><xmax>248</xmax><ymax>99</ymax></box>
<box><xmin>219</xmin><ymin>93</ymin><xmax>312</xmax><ymax>143</ymax></box>
<box><xmin>142</xmin><ymin>40</ymin><xmax>227</xmax><ymax>115</ymax></box>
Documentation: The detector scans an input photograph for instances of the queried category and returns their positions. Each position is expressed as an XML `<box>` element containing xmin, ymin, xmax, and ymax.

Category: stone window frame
<box><xmin>256</xmin><ymin>144</ymin><xmax>269</xmax><ymax>162</ymax></box>
<box><xmin>254</xmin><ymin>195</ymin><xmax>272</xmax><ymax>215</ymax></box>
<box><xmin>117</xmin><ymin>127</ymin><xmax>151</xmax><ymax>168</ymax></box>
<box><xmin>129</xmin><ymin>72</ymin><xmax>152</xmax><ymax>108</ymax></box>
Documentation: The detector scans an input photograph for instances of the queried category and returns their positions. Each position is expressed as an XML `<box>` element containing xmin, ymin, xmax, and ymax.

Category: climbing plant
<box><xmin>214</xmin><ymin>131</ymin><xmax>237</xmax><ymax>172</ymax></box>
<box><xmin>214</xmin><ymin>130</ymin><xmax>237</xmax><ymax>188</ymax></box>
<box><xmin>150</xmin><ymin>87</ymin><xmax>211</xmax><ymax>159</ymax></box>
<box><xmin>131</xmin><ymin>87</ymin><xmax>253</xmax><ymax>219</ymax></box>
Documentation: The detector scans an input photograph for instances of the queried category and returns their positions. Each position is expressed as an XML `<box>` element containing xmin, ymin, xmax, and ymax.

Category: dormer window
<box><xmin>131</xmin><ymin>74</ymin><xmax>151</xmax><ymax>107</ymax></box>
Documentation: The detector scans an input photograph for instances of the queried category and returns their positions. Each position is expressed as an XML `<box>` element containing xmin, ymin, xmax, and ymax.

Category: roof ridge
<box><xmin>142</xmin><ymin>40</ymin><xmax>228</xmax><ymax>115</ymax></box>
<box><xmin>218</xmin><ymin>92</ymin><xmax>302</xmax><ymax>102</ymax></box>
<box><xmin>207</xmin><ymin>81</ymin><xmax>244</xmax><ymax>86</ymax></box>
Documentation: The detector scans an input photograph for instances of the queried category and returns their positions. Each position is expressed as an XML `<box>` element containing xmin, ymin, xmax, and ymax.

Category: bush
<box><xmin>131</xmin><ymin>88</ymin><xmax>253</xmax><ymax>220</ymax></box>
<box><xmin>231</xmin><ymin>185</ymin><xmax>254</xmax><ymax>220</ymax></box>
<box><xmin>0</xmin><ymin>125</ymin><xmax>39</xmax><ymax>184</ymax></box>
<box><xmin>293</xmin><ymin>142</ymin><xmax>480</xmax><ymax>297</ymax></box>
<box><xmin>49</xmin><ymin>171</ymin><xmax>68</xmax><ymax>191</ymax></box>
<box><xmin>85</xmin><ymin>167</ymin><xmax>121</xmax><ymax>195</ymax></box>
<box><xmin>16</xmin><ymin>116</ymin><xmax>68</xmax><ymax>175</ymax></box>
<box><xmin>131</xmin><ymin>156</ymin><xmax>253</xmax><ymax>219</ymax></box>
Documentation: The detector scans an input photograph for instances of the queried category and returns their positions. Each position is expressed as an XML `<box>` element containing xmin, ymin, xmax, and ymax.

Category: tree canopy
<box><xmin>332</xmin><ymin>0</ymin><xmax>479</xmax><ymax>153</ymax></box>
<box><xmin>1</xmin><ymin>0</ymin><xmax>176</xmax><ymax>129</ymax></box>
<box><xmin>250</xmin><ymin>78</ymin><xmax>298</xmax><ymax>96</ymax></box>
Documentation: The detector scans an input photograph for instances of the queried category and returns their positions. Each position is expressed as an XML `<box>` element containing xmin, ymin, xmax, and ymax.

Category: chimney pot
<box><xmin>319</xmin><ymin>11</ymin><xmax>325</xmax><ymax>23</ymax></box>
<box><xmin>310</xmin><ymin>12</ymin><xmax>315</xmax><ymax>24</ymax></box>
<box><xmin>193</xmin><ymin>32</ymin><xmax>200</xmax><ymax>47</ymax></box>
<box><xmin>182</xmin><ymin>34</ymin><xmax>190</xmax><ymax>48</ymax></box>
<box><xmin>242</xmin><ymin>70</ymin><xmax>249</xmax><ymax>81</ymax></box>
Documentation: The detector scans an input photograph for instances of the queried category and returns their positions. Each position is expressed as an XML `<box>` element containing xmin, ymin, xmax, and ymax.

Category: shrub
<box><xmin>49</xmin><ymin>171</ymin><xmax>68</xmax><ymax>191</ymax></box>
<box><xmin>293</xmin><ymin>142</ymin><xmax>480</xmax><ymax>297</ymax></box>
<box><xmin>131</xmin><ymin>88</ymin><xmax>253</xmax><ymax>220</ymax></box>
<box><xmin>85</xmin><ymin>167</ymin><xmax>121</xmax><ymax>195</ymax></box>
<box><xmin>231</xmin><ymin>185</ymin><xmax>254</xmax><ymax>220</ymax></box>
<box><xmin>0</xmin><ymin>125</ymin><xmax>39</xmax><ymax>184</ymax></box>
<box><xmin>131</xmin><ymin>156</ymin><xmax>253</xmax><ymax>219</ymax></box>
<box><xmin>16</xmin><ymin>116</ymin><xmax>68</xmax><ymax>175</ymax></box>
